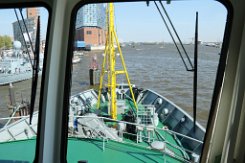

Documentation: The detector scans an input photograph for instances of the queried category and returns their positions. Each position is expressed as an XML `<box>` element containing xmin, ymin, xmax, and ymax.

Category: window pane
<box><xmin>0</xmin><ymin>7</ymin><xmax>48</xmax><ymax>162</ymax></box>
<box><xmin>68</xmin><ymin>1</ymin><xmax>227</xmax><ymax>162</ymax></box>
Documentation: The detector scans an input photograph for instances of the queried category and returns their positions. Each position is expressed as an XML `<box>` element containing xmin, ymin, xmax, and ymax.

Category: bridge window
<box><xmin>66</xmin><ymin>1</ymin><xmax>228</xmax><ymax>162</ymax></box>
<box><xmin>0</xmin><ymin>6</ymin><xmax>49</xmax><ymax>162</ymax></box>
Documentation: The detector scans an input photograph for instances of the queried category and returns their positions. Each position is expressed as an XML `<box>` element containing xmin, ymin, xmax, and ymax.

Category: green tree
<box><xmin>0</xmin><ymin>36</ymin><xmax>4</xmax><ymax>49</ymax></box>
<box><xmin>0</xmin><ymin>35</ymin><xmax>12</xmax><ymax>49</ymax></box>
<box><xmin>4</xmin><ymin>35</ymin><xmax>12</xmax><ymax>49</ymax></box>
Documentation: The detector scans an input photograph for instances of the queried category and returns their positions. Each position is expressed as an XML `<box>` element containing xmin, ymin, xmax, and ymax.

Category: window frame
<box><xmin>63</xmin><ymin>0</ymin><xmax>233</xmax><ymax>162</ymax></box>
<box><xmin>86</xmin><ymin>30</ymin><xmax>92</xmax><ymax>35</ymax></box>
<box><xmin>0</xmin><ymin>2</ymin><xmax>51</xmax><ymax>163</ymax></box>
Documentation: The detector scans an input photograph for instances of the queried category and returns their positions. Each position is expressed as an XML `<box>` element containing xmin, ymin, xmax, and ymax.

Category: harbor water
<box><xmin>0</xmin><ymin>43</ymin><xmax>220</xmax><ymax>127</ymax></box>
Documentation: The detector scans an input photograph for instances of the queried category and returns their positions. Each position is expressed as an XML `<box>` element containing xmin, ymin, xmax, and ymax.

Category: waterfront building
<box><xmin>75</xmin><ymin>4</ymin><xmax>106</xmax><ymax>46</ymax></box>
<box><xmin>26</xmin><ymin>8</ymin><xmax>39</xmax><ymax>19</ymax></box>
<box><xmin>75</xmin><ymin>27</ymin><xmax>106</xmax><ymax>46</ymax></box>
<box><xmin>76</xmin><ymin>4</ymin><xmax>106</xmax><ymax>29</ymax></box>
<box><xmin>12</xmin><ymin>8</ymin><xmax>39</xmax><ymax>50</ymax></box>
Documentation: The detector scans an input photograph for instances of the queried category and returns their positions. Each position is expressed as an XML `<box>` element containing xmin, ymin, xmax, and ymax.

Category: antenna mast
<box><xmin>97</xmin><ymin>3</ymin><xmax>137</xmax><ymax>120</ymax></box>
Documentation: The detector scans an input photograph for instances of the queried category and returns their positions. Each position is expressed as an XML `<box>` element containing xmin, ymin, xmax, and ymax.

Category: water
<box><xmin>0</xmin><ymin>44</ymin><xmax>220</xmax><ymax>127</ymax></box>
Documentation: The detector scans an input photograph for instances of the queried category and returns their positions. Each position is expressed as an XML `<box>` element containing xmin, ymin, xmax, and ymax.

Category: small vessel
<box><xmin>72</xmin><ymin>56</ymin><xmax>81</xmax><ymax>64</ymax></box>
<box><xmin>0</xmin><ymin>41</ymin><xmax>38</xmax><ymax>86</ymax></box>
<box><xmin>0</xmin><ymin>57</ymin><xmax>32</xmax><ymax>86</ymax></box>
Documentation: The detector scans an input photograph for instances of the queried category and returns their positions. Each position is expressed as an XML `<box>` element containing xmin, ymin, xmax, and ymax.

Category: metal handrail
<box><xmin>0</xmin><ymin>114</ymin><xmax>202</xmax><ymax>160</ymax></box>
<box><xmin>68</xmin><ymin>115</ymin><xmax>202</xmax><ymax>161</ymax></box>
<box><xmin>0</xmin><ymin>115</ymin><xmax>31</xmax><ymax>120</ymax></box>
<box><xmin>72</xmin><ymin>115</ymin><xmax>203</xmax><ymax>144</ymax></box>
<box><xmin>0</xmin><ymin>114</ymin><xmax>203</xmax><ymax>144</ymax></box>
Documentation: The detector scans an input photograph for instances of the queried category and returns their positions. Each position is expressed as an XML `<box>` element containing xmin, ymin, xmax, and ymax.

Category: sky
<box><xmin>0</xmin><ymin>1</ymin><xmax>227</xmax><ymax>43</ymax></box>
<box><xmin>0</xmin><ymin>8</ymin><xmax>48</xmax><ymax>40</ymax></box>
<box><xmin>114</xmin><ymin>1</ymin><xmax>227</xmax><ymax>43</ymax></box>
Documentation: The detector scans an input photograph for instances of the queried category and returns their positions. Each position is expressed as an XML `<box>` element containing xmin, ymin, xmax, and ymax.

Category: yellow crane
<box><xmin>97</xmin><ymin>3</ymin><xmax>137</xmax><ymax>120</ymax></box>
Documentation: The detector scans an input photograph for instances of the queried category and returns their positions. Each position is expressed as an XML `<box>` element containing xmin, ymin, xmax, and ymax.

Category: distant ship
<box><xmin>72</xmin><ymin>56</ymin><xmax>81</xmax><ymax>64</ymax></box>
<box><xmin>0</xmin><ymin>41</ymin><xmax>43</xmax><ymax>86</ymax></box>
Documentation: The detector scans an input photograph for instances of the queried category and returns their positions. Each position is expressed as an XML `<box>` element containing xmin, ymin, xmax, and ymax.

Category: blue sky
<box><xmin>114</xmin><ymin>1</ymin><xmax>227</xmax><ymax>42</ymax></box>
<box><xmin>0</xmin><ymin>8</ymin><xmax>48</xmax><ymax>40</ymax></box>
<box><xmin>0</xmin><ymin>1</ymin><xmax>227</xmax><ymax>43</ymax></box>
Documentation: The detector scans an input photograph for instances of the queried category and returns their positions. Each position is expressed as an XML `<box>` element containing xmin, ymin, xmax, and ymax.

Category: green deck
<box><xmin>0</xmin><ymin>99</ymin><xmax>189</xmax><ymax>162</ymax></box>
<box><xmin>94</xmin><ymin>99</ymin><xmax>188</xmax><ymax>159</ymax></box>
<box><xmin>0</xmin><ymin>137</ymin><xmax>184</xmax><ymax>162</ymax></box>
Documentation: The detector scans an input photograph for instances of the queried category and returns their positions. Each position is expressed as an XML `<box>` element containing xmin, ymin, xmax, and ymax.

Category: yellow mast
<box><xmin>97</xmin><ymin>3</ymin><xmax>137</xmax><ymax>120</ymax></box>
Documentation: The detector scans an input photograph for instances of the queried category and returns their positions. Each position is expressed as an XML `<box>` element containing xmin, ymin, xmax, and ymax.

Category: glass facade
<box><xmin>76</xmin><ymin>4</ymin><xmax>106</xmax><ymax>29</ymax></box>
<box><xmin>12</xmin><ymin>17</ymin><xmax>37</xmax><ymax>49</ymax></box>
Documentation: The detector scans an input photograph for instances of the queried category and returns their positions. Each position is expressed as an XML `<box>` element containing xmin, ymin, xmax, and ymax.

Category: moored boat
<box><xmin>72</xmin><ymin>56</ymin><xmax>81</xmax><ymax>64</ymax></box>
<box><xmin>0</xmin><ymin>46</ymin><xmax>43</xmax><ymax>86</ymax></box>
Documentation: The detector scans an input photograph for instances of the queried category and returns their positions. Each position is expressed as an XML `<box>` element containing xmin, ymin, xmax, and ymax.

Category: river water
<box><xmin>0</xmin><ymin>43</ymin><xmax>220</xmax><ymax>127</ymax></box>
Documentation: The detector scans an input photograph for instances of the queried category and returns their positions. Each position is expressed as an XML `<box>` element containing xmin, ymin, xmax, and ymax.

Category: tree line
<box><xmin>0</xmin><ymin>35</ymin><xmax>12</xmax><ymax>49</ymax></box>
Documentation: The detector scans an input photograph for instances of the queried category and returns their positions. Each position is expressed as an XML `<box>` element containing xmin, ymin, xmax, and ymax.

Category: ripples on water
<box><xmin>0</xmin><ymin>44</ymin><xmax>220</xmax><ymax>127</ymax></box>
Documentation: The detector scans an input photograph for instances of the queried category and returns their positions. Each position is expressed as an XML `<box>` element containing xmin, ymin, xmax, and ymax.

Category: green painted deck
<box><xmin>95</xmin><ymin>99</ymin><xmax>188</xmax><ymax>158</ymax></box>
<box><xmin>0</xmin><ymin>138</ymin><xmax>35</xmax><ymax>162</ymax></box>
<box><xmin>0</xmin><ymin>99</ymin><xmax>189</xmax><ymax>162</ymax></box>
<box><xmin>0</xmin><ymin>137</ymin><xmax>184</xmax><ymax>163</ymax></box>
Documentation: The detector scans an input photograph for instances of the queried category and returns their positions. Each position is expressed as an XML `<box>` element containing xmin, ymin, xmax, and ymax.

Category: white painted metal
<box><xmin>0</xmin><ymin>112</ymin><xmax>38</xmax><ymax>142</ymax></box>
<box><xmin>36</xmin><ymin>0</ymin><xmax>77</xmax><ymax>162</ymax></box>
<box><xmin>201</xmin><ymin>0</ymin><xmax>245</xmax><ymax>162</ymax></box>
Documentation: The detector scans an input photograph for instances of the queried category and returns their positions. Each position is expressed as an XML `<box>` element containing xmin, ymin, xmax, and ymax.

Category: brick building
<box><xmin>27</xmin><ymin>8</ymin><xmax>39</xmax><ymax>19</ymax></box>
<box><xmin>75</xmin><ymin>4</ymin><xmax>106</xmax><ymax>46</ymax></box>
<box><xmin>75</xmin><ymin>27</ymin><xmax>106</xmax><ymax>46</ymax></box>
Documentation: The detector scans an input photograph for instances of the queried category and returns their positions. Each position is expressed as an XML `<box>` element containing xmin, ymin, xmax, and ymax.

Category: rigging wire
<box><xmin>14</xmin><ymin>8</ymin><xmax>39</xmax><ymax>124</ymax></box>
<box><xmin>13</xmin><ymin>9</ymin><xmax>33</xmax><ymax>70</ymax></box>
<box><xmin>152</xmin><ymin>2</ymin><xmax>199</xmax><ymax>132</ymax></box>
<box><xmin>19</xmin><ymin>8</ymin><xmax>35</xmax><ymax>55</ymax></box>
<box><xmin>153</xmin><ymin>1</ymin><xmax>190</xmax><ymax>71</ymax></box>
<box><xmin>158</xmin><ymin>1</ymin><xmax>194</xmax><ymax>69</ymax></box>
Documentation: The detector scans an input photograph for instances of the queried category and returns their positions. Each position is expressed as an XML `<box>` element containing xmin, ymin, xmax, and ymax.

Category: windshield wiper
<box><xmin>14</xmin><ymin>9</ymin><xmax>40</xmax><ymax>123</ymax></box>
<box><xmin>29</xmin><ymin>16</ymin><xmax>40</xmax><ymax>124</ymax></box>
<box><xmin>14</xmin><ymin>9</ymin><xmax>33</xmax><ymax>69</ymax></box>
